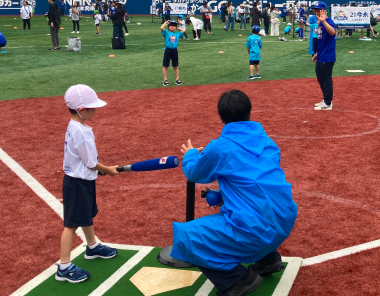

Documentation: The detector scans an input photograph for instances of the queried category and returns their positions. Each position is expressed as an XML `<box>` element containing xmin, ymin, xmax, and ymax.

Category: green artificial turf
<box><xmin>0</xmin><ymin>16</ymin><xmax>379</xmax><ymax>101</ymax></box>
<box><xmin>26</xmin><ymin>249</ymin><xmax>138</xmax><ymax>296</ymax></box>
<box><xmin>104</xmin><ymin>247</ymin><xmax>287</xmax><ymax>296</ymax></box>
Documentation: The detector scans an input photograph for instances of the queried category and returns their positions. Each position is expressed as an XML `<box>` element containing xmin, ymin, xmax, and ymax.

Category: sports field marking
<box><xmin>294</xmin><ymin>190</ymin><xmax>380</xmax><ymax>217</ymax></box>
<box><xmin>252</xmin><ymin>109</ymin><xmax>380</xmax><ymax>139</ymax></box>
<box><xmin>9</xmin><ymin>244</ymin><xmax>86</xmax><ymax>296</ymax></box>
<box><xmin>4</xmin><ymin>40</ymin><xmax>303</xmax><ymax>49</ymax></box>
<box><xmin>0</xmin><ymin>146</ymin><xmax>95</xmax><ymax>243</ymax></box>
<box><xmin>346</xmin><ymin>70</ymin><xmax>365</xmax><ymax>72</ymax></box>
<box><xmin>302</xmin><ymin>239</ymin><xmax>380</xmax><ymax>266</ymax></box>
<box><xmin>272</xmin><ymin>257</ymin><xmax>303</xmax><ymax>296</ymax></box>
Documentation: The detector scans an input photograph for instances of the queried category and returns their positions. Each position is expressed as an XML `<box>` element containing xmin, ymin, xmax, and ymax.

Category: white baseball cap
<box><xmin>64</xmin><ymin>84</ymin><xmax>107</xmax><ymax>109</ymax></box>
<box><xmin>287</xmin><ymin>22</ymin><xmax>292</xmax><ymax>26</ymax></box>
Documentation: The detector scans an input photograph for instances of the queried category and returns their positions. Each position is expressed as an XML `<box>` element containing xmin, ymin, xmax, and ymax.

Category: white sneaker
<box><xmin>125</xmin><ymin>33</ymin><xmax>129</xmax><ymax>36</ymax></box>
<box><xmin>315</xmin><ymin>100</ymin><xmax>333</xmax><ymax>107</ymax></box>
<box><xmin>71</xmin><ymin>31</ymin><xmax>75</xmax><ymax>33</ymax></box>
<box><xmin>77</xmin><ymin>31</ymin><xmax>79</xmax><ymax>34</ymax></box>
<box><xmin>194</xmin><ymin>37</ymin><xmax>199</xmax><ymax>40</ymax></box>
<box><xmin>314</xmin><ymin>101</ymin><xmax>332</xmax><ymax>110</ymax></box>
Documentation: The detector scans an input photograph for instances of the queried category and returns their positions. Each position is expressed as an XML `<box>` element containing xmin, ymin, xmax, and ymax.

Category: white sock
<box><xmin>88</xmin><ymin>242</ymin><xmax>99</xmax><ymax>249</ymax></box>
<box><xmin>60</xmin><ymin>261</ymin><xmax>71</xmax><ymax>269</ymax></box>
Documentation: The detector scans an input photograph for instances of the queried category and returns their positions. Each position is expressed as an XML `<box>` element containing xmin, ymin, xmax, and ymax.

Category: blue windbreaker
<box><xmin>0</xmin><ymin>32</ymin><xmax>6</xmax><ymax>48</ymax></box>
<box><xmin>171</xmin><ymin>121</ymin><xmax>297</xmax><ymax>270</ymax></box>
<box><xmin>309</xmin><ymin>15</ymin><xmax>318</xmax><ymax>55</ymax></box>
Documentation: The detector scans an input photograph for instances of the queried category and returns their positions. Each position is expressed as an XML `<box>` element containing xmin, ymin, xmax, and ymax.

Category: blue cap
<box><xmin>314</xmin><ymin>1</ymin><xmax>327</xmax><ymax>9</ymax></box>
<box><xmin>178</xmin><ymin>15</ymin><xmax>184</xmax><ymax>19</ymax></box>
<box><xmin>168</xmin><ymin>20</ymin><xmax>178</xmax><ymax>26</ymax></box>
<box><xmin>252</xmin><ymin>25</ymin><xmax>260</xmax><ymax>33</ymax></box>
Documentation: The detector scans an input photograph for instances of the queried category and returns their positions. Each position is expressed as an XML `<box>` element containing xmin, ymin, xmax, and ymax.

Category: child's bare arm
<box><xmin>94</xmin><ymin>162</ymin><xmax>119</xmax><ymax>176</ymax></box>
<box><xmin>161</xmin><ymin>21</ymin><xmax>169</xmax><ymax>32</ymax></box>
<box><xmin>178</xmin><ymin>27</ymin><xmax>186</xmax><ymax>33</ymax></box>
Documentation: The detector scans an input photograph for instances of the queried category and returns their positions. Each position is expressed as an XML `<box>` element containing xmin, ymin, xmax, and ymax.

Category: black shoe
<box><xmin>223</xmin><ymin>267</ymin><xmax>262</xmax><ymax>296</ymax></box>
<box><xmin>163</xmin><ymin>80</ymin><xmax>169</xmax><ymax>86</ymax></box>
<box><xmin>175</xmin><ymin>79</ymin><xmax>182</xmax><ymax>85</ymax></box>
<box><xmin>250</xmin><ymin>250</ymin><xmax>285</xmax><ymax>276</ymax></box>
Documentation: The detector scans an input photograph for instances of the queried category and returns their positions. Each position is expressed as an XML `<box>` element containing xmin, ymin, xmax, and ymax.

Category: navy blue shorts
<box><xmin>163</xmin><ymin>48</ymin><xmax>179</xmax><ymax>68</ymax></box>
<box><xmin>250</xmin><ymin>60</ymin><xmax>260</xmax><ymax>65</ymax></box>
<box><xmin>63</xmin><ymin>175</ymin><xmax>98</xmax><ymax>228</ymax></box>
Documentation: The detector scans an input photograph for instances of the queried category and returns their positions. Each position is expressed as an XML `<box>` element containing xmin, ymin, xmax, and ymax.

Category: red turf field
<box><xmin>1</xmin><ymin>75</ymin><xmax>380</xmax><ymax>296</ymax></box>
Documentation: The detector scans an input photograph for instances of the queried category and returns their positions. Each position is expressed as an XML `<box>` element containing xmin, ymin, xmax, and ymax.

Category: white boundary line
<box><xmin>302</xmin><ymin>239</ymin><xmax>380</xmax><ymax>266</ymax></box>
<box><xmin>9</xmin><ymin>243</ymin><xmax>152</xmax><ymax>296</ymax></box>
<box><xmin>9</xmin><ymin>244</ymin><xmax>86</xmax><ymax>296</ymax></box>
<box><xmin>272</xmin><ymin>257</ymin><xmax>303</xmax><ymax>296</ymax></box>
<box><xmin>0</xmin><ymin>147</ymin><xmax>94</xmax><ymax>243</ymax></box>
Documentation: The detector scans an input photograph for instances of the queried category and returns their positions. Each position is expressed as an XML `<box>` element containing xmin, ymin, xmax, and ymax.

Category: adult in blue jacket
<box><xmin>171</xmin><ymin>90</ymin><xmax>297</xmax><ymax>296</ymax></box>
<box><xmin>0</xmin><ymin>32</ymin><xmax>6</xmax><ymax>49</ymax></box>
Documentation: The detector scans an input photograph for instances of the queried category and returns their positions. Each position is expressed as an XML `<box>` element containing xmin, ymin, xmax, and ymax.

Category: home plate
<box><xmin>346</xmin><ymin>70</ymin><xmax>365</xmax><ymax>72</ymax></box>
<box><xmin>130</xmin><ymin>267</ymin><xmax>202</xmax><ymax>296</ymax></box>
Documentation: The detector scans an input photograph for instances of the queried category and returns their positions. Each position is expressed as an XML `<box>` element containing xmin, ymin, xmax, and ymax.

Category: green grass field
<box><xmin>0</xmin><ymin>16</ymin><xmax>379</xmax><ymax>101</ymax></box>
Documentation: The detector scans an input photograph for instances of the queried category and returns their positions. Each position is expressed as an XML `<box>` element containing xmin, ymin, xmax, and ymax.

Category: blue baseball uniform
<box><xmin>317</xmin><ymin>17</ymin><xmax>336</xmax><ymax>62</ymax></box>
<box><xmin>170</xmin><ymin>121</ymin><xmax>298</xmax><ymax>270</ymax></box>
<box><xmin>0</xmin><ymin>32</ymin><xmax>6</xmax><ymax>47</ymax></box>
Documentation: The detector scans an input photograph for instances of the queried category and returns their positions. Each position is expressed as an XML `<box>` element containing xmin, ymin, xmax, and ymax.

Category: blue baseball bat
<box><xmin>116</xmin><ymin>156</ymin><xmax>179</xmax><ymax>172</ymax></box>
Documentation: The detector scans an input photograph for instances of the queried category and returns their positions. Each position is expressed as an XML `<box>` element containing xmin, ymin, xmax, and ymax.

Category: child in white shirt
<box><xmin>94</xmin><ymin>10</ymin><xmax>101</xmax><ymax>35</ymax></box>
<box><xmin>177</xmin><ymin>15</ymin><xmax>189</xmax><ymax>40</ymax></box>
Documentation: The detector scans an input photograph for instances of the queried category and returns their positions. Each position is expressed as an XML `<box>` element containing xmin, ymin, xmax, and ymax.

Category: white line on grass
<box><xmin>303</xmin><ymin>239</ymin><xmax>380</xmax><ymax>266</ymax></box>
<box><xmin>9</xmin><ymin>244</ymin><xmax>86</xmax><ymax>296</ymax></box>
<box><xmin>272</xmin><ymin>257</ymin><xmax>303</xmax><ymax>296</ymax></box>
<box><xmin>0</xmin><ymin>147</ymin><xmax>94</xmax><ymax>243</ymax></box>
<box><xmin>4</xmin><ymin>40</ymin><xmax>300</xmax><ymax>49</ymax></box>
<box><xmin>195</xmin><ymin>279</ymin><xmax>215</xmax><ymax>296</ymax></box>
<box><xmin>88</xmin><ymin>245</ymin><xmax>154</xmax><ymax>296</ymax></box>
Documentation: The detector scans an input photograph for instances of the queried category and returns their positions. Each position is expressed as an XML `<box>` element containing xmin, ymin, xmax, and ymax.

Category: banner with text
<box><xmin>331</xmin><ymin>6</ymin><xmax>370</xmax><ymax>29</ymax></box>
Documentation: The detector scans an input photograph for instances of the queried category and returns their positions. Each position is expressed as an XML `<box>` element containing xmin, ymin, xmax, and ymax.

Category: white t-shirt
<box><xmin>20</xmin><ymin>5</ymin><xmax>32</xmax><ymax>19</ymax></box>
<box><xmin>94</xmin><ymin>14</ymin><xmax>101</xmax><ymax>24</ymax></box>
<box><xmin>63</xmin><ymin>120</ymin><xmax>99</xmax><ymax>180</ymax></box>
<box><xmin>178</xmin><ymin>19</ymin><xmax>186</xmax><ymax>30</ymax></box>
<box><xmin>190</xmin><ymin>17</ymin><xmax>203</xmax><ymax>30</ymax></box>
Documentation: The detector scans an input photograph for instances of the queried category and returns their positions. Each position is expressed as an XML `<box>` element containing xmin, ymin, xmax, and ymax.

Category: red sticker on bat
<box><xmin>159</xmin><ymin>157</ymin><xmax>168</xmax><ymax>165</ymax></box>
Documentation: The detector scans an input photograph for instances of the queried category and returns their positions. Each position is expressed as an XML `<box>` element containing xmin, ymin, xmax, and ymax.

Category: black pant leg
<box><xmin>123</xmin><ymin>22</ymin><xmax>128</xmax><ymax>33</ymax></box>
<box><xmin>197</xmin><ymin>29</ymin><xmax>202</xmax><ymax>39</ymax></box>
<box><xmin>367</xmin><ymin>29</ymin><xmax>370</xmax><ymax>37</ymax></box>
<box><xmin>198</xmin><ymin>264</ymin><xmax>248</xmax><ymax>295</ymax></box>
<box><xmin>316</xmin><ymin>62</ymin><xmax>334</xmax><ymax>105</ymax></box>
<box><xmin>23</xmin><ymin>19</ymin><xmax>26</xmax><ymax>30</ymax></box>
<box><xmin>26</xmin><ymin>19</ymin><xmax>30</xmax><ymax>30</ymax></box>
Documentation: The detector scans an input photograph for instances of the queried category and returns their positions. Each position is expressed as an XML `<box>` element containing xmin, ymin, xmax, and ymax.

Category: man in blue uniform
<box><xmin>312</xmin><ymin>2</ymin><xmax>336</xmax><ymax>110</ymax></box>
<box><xmin>171</xmin><ymin>90</ymin><xmax>298</xmax><ymax>296</ymax></box>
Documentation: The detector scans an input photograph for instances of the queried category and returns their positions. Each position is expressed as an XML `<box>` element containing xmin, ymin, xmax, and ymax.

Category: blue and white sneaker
<box><xmin>55</xmin><ymin>263</ymin><xmax>90</xmax><ymax>283</ymax></box>
<box><xmin>84</xmin><ymin>243</ymin><xmax>118</xmax><ymax>259</ymax></box>
<box><xmin>253</xmin><ymin>74</ymin><xmax>261</xmax><ymax>79</ymax></box>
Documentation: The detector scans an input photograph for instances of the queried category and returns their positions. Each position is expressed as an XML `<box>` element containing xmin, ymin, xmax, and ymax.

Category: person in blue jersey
<box><xmin>297</xmin><ymin>2</ymin><xmax>307</xmax><ymax>39</ymax></box>
<box><xmin>0</xmin><ymin>32</ymin><xmax>6</xmax><ymax>50</ymax></box>
<box><xmin>171</xmin><ymin>89</ymin><xmax>298</xmax><ymax>296</ymax></box>
<box><xmin>307</xmin><ymin>13</ymin><xmax>318</xmax><ymax>55</ymax></box>
<box><xmin>280</xmin><ymin>3</ymin><xmax>287</xmax><ymax>23</ymax></box>
<box><xmin>312</xmin><ymin>2</ymin><xmax>336</xmax><ymax>111</ymax></box>
<box><xmin>109</xmin><ymin>1</ymin><xmax>116</xmax><ymax>16</ymax></box>
<box><xmin>160</xmin><ymin>20</ymin><xmax>185</xmax><ymax>87</ymax></box>
<box><xmin>164</xmin><ymin>2</ymin><xmax>172</xmax><ymax>21</ymax></box>
<box><xmin>59</xmin><ymin>0</ymin><xmax>66</xmax><ymax>16</ymax></box>
<box><xmin>245</xmin><ymin>25</ymin><xmax>262</xmax><ymax>80</ymax></box>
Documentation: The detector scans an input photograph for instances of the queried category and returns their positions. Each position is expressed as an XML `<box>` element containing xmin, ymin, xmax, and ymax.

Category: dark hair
<box><xmin>253</xmin><ymin>2</ymin><xmax>257</xmax><ymax>7</ymax></box>
<box><xmin>68</xmin><ymin>107</ymin><xmax>77</xmax><ymax>114</ymax></box>
<box><xmin>185</xmin><ymin>19</ymin><xmax>191</xmax><ymax>25</ymax></box>
<box><xmin>266</xmin><ymin>3</ymin><xmax>270</xmax><ymax>8</ymax></box>
<box><xmin>218</xmin><ymin>90</ymin><xmax>252</xmax><ymax>124</ymax></box>
<box><xmin>270</xmin><ymin>5</ymin><xmax>275</xmax><ymax>12</ymax></box>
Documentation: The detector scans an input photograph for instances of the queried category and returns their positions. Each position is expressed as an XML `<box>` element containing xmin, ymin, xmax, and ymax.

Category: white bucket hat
<box><xmin>64</xmin><ymin>84</ymin><xmax>107</xmax><ymax>110</ymax></box>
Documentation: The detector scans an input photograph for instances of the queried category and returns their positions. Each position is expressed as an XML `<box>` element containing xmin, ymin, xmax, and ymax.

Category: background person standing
<box><xmin>20</xmin><ymin>1</ymin><xmax>33</xmax><ymax>31</ymax></box>
<box><xmin>47</xmin><ymin>0</ymin><xmax>61</xmax><ymax>50</ymax></box>
<box><xmin>200</xmin><ymin>1</ymin><xmax>213</xmax><ymax>35</ymax></box>
<box><xmin>59</xmin><ymin>0</ymin><xmax>65</xmax><ymax>16</ymax></box>
<box><xmin>312</xmin><ymin>1</ymin><xmax>336</xmax><ymax>111</ymax></box>
<box><xmin>70</xmin><ymin>1</ymin><xmax>80</xmax><ymax>34</ymax></box>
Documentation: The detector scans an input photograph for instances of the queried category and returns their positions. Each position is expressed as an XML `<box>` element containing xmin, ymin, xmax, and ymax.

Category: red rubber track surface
<box><xmin>1</xmin><ymin>75</ymin><xmax>380</xmax><ymax>295</ymax></box>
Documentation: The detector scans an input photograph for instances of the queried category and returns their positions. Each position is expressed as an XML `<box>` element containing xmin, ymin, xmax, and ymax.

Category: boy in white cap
<box><xmin>56</xmin><ymin>84</ymin><xmax>119</xmax><ymax>283</ymax></box>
